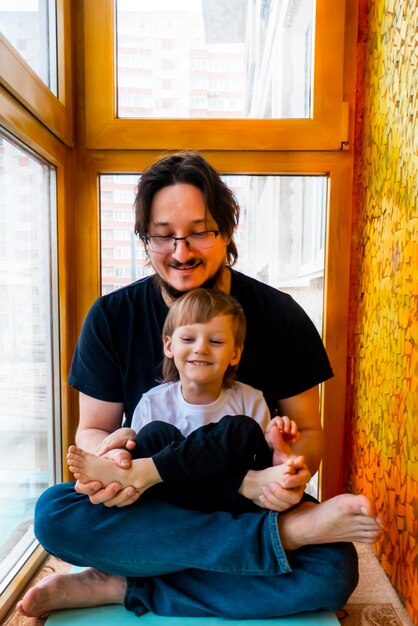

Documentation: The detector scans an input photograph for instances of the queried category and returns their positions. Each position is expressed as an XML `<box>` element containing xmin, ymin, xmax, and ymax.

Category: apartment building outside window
<box><xmin>0</xmin><ymin>131</ymin><xmax>60</xmax><ymax>593</ymax></box>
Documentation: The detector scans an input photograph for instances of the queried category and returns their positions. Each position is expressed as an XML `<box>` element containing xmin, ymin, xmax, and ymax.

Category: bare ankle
<box><xmin>132</xmin><ymin>457</ymin><xmax>162</xmax><ymax>491</ymax></box>
<box><xmin>238</xmin><ymin>470</ymin><xmax>259</xmax><ymax>500</ymax></box>
<box><xmin>278</xmin><ymin>502</ymin><xmax>316</xmax><ymax>550</ymax></box>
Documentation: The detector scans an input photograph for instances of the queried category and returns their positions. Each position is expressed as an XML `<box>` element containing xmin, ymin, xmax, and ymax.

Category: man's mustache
<box><xmin>170</xmin><ymin>259</ymin><xmax>201</xmax><ymax>268</ymax></box>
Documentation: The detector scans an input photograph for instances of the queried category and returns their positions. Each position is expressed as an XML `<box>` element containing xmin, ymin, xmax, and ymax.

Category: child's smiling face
<box><xmin>163</xmin><ymin>314</ymin><xmax>242</xmax><ymax>391</ymax></box>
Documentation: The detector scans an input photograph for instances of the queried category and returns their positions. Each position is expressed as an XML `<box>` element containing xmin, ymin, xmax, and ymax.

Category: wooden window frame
<box><xmin>84</xmin><ymin>0</ymin><xmax>347</xmax><ymax>151</ymax></box>
<box><xmin>0</xmin><ymin>0</ymin><xmax>73</xmax><ymax>145</ymax></box>
<box><xmin>0</xmin><ymin>86</ymin><xmax>75</xmax><ymax>619</ymax></box>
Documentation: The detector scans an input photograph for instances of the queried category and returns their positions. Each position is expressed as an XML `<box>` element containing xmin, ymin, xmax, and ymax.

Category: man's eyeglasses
<box><xmin>145</xmin><ymin>230</ymin><xmax>219</xmax><ymax>253</ymax></box>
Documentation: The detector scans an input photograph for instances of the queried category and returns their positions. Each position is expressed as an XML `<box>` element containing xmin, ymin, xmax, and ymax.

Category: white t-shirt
<box><xmin>131</xmin><ymin>381</ymin><xmax>271</xmax><ymax>437</ymax></box>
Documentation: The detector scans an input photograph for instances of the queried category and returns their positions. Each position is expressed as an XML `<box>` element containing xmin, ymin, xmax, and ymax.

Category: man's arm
<box><xmin>76</xmin><ymin>393</ymin><xmax>125</xmax><ymax>452</ymax></box>
<box><xmin>278</xmin><ymin>385</ymin><xmax>324</xmax><ymax>476</ymax></box>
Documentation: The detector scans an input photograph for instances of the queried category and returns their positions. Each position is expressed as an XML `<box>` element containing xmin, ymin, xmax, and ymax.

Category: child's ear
<box><xmin>163</xmin><ymin>335</ymin><xmax>174</xmax><ymax>359</ymax></box>
<box><xmin>230</xmin><ymin>344</ymin><xmax>243</xmax><ymax>367</ymax></box>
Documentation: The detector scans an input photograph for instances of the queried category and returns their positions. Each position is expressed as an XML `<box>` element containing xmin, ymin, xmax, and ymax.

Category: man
<box><xmin>18</xmin><ymin>152</ymin><xmax>381</xmax><ymax>619</ymax></box>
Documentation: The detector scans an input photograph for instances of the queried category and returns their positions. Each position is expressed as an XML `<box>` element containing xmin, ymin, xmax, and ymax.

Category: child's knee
<box><xmin>136</xmin><ymin>421</ymin><xmax>183</xmax><ymax>450</ymax></box>
<box><xmin>224</xmin><ymin>414</ymin><xmax>263</xmax><ymax>435</ymax></box>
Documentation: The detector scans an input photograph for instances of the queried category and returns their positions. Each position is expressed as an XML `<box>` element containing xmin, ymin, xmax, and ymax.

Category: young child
<box><xmin>67</xmin><ymin>288</ymin><xmax>308</xmax><ymax>512</ymax></box>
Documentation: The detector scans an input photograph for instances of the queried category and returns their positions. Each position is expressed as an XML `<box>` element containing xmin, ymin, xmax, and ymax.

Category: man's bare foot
<box><xmin>239</xmin><ymin>456</ymin><xmax>310</xmax><ymax>502</ymax></box>
<box><xmin>16</xmin><ymin>568</ymin><xmax>126</xmax><ymax>618</ymax></box>
<box><xmin>278</xmin><ymin>493</ymin><xmax>383</xmax><ymax>550</ymax></box>
<box><xmin>67</xmin><ymin>445</ymin><xmax>162</xmax><ymax>495</ymax></box>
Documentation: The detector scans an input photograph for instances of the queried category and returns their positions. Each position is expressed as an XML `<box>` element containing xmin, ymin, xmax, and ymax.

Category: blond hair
<box><xmin>162</xmin><ymin>288</ymin><xmax>246</xmax><ymax>388</ymax></box>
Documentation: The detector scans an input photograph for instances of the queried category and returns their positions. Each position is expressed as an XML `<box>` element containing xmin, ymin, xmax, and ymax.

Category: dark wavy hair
<box><xmin>162</xmin><ymin>288</ymin><xmax>246</xmax><ymax>388</ymax></box>
<box><xmin>134</xmin><ymin>151</ymin><xmax>240</xmax><ymax>266</ymax></box>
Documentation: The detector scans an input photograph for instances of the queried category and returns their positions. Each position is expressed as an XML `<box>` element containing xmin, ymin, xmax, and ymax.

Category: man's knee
<box><xmin>34</xmin><ymin>482</ymin><xmax>76</xmax><ymax>552</ymax></box>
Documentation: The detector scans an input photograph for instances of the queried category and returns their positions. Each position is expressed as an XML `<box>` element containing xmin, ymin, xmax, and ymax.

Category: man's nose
<box><xmin>171</xmin><ymin>238</ymin><xmax>194</xmax><ymax>262</ymax></box>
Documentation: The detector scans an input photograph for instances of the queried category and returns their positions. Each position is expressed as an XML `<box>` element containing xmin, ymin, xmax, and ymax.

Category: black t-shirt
<box><xmin>68</xmin><ymin>270</ymin><xmax>333</xmax><ymax>425</ymax></box>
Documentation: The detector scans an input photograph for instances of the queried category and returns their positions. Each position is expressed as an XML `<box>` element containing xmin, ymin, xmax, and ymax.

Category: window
<box><xmin>0</xmin><ymin>1</ymin><xmax>73</xmax><ymax>144</ymax></box>
<box><xmin>116</xmin><ymin>0</ymin><xmax>314</xmax><ymax>119</ymax></box>
<box><xmin>0</xmin><ymin>0</ymin><xmax>57</xmax><ymax>94</ymax></box>
<box><xmin>114</xmin><ymin>210</ymin><xmax>135</xmax><ymax>221</ymax></box>
<box><xmin>116</xmin><ymin>0</ymin><xmax>313</xmax><ymax>120</ymax></box>
<box><xmin>84</xmin><ymin>0</ymin><xmax>347</xmax><ymax>149</ymax></box>
<box><xmin>100</xmin><ymin>174</ymin><xmax>152</xmax><ymax>288</ymax></box>
<box><xmin>0</xmin><ymin>131</ymin><xmax>60</xmax><ymax>593</ymax></box>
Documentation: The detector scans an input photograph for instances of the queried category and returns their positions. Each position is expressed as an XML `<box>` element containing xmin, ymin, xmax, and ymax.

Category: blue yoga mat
<box><xmin>46</xmin><ymin>605</ymin><xmax>339</xmax><ymax>625</ymax></box>
<box><xmin>45</xmin><ymin>566</ymin><xmax>339</xmax><ymax>625</ymax></box>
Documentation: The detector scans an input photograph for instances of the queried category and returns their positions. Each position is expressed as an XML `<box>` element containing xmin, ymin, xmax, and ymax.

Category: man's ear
<box><xmin>163</xmin><ymin>335</ymin><xmax>174</xmax><ymax>358</ymax></box>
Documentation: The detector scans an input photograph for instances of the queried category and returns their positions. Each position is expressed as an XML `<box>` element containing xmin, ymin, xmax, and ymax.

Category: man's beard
<box><xmin>154</xmin><ymin>263</ymin><xmax>226</xmax><ymax>302</ymax></box>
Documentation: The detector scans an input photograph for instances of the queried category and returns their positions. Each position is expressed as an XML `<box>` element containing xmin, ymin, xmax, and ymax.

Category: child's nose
<box><xmin>194</xmin><ymin>338</ymin><xmax>209</xmax><ymax>353</ymax></box>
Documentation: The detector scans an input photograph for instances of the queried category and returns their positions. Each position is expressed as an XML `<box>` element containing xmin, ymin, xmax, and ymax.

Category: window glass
<box><xmin>0</xmin><ymin>132</ymin><xmax>59</xmax><ymax>590</ymax></box>
<box><xmin>100</xmin><ymin>175</ymin><xmax>149</xmax><ymax>288</ymax></box>
<box><xmin>0</xmin><ymin>0</ymin><xmax>58</xmax><ymax>95</ymax></box>
<box><xmin>100</xmin><ymin>173</ymin><xmax>326</xmax><ymax>335</ymax></box>
<box><xmin>230</xmin><ymin>174</ymin><xmax>326</xmax><ymax>333</ymax></box>
<box><xmin>116</xmin><ymin>0</ymin><xmax>314</xmax><ymax>119</ymax></box>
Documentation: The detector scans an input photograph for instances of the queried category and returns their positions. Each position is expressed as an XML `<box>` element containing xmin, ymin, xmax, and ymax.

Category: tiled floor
<box><xmin>3</xmin><ymin>544</ymin><xmax>415</xmax><ymax>626</ymax></box>
<box><xmin>339</xmin><ymin>544</ymin><xmax>415</xmax><ymax>626</ymax></box>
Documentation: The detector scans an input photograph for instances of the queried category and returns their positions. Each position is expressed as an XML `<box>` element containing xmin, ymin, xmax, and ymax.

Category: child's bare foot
<box><xmin>16</xmin><ymin>568</ymin><xmax>126</xmax><ymax>617</ymax></box>
<box><xmin>268</xmin><ymin>423</ymin><xmax>290</xmax><ymax>465</ymax></box>
<box><xmin>264</xmin><ymin>417</ymin><xmax>299</xmax><ymax>465</ymax></box>
<box><xmin>278</xmin><ymin>493</ymin><xmax>383</xmax><ymax>550</ymax></box>
<box><xmin>239</xmin><ymin>456</ymin><xmax>310</xmax><ymax>502</ymax></box>
<box><xmin>67</xmin><ymin>445</ymin><xmax>161</xmax><ymax>494</ymax></box>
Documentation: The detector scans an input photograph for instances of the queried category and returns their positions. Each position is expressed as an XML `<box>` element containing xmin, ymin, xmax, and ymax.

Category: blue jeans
<box><xmin>35</xmin><ymin>483</ymin><xmax>358</xmax><ymax>618</ymax></box>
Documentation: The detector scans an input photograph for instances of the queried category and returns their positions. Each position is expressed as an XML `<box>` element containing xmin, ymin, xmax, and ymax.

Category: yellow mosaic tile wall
<box><xmin>347</xmin><ymin>0</ymin><xmax>418</xmax><ymax>622</ymax></box>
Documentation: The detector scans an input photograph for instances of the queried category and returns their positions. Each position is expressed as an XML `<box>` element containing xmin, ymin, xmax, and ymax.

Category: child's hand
<box><xmin>95</xmin><ymin>427</ymin><xmax>137</xmax><ymax>457</ymax></box>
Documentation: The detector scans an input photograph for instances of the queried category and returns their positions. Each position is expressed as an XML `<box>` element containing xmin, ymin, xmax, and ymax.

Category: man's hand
<box><xmin>256</xmin><ymin>483</ymin><xmax>305</xmax><ymax>512</ymax></box>
<box><xmin>101</xmin><ymin>447</ymin><xmax>134</xmax><ymax>469</ymax></box>
<box><xmin>75</xmin><ymin>479</ymin><xmax>141</xmax><ymax>507</ymax></box>
<box><xmin>257</xmin><ymin>455</ymin><xmax>310</xmax><ymax>511</ymax></box>
<box><xmin>239</xmin><ymin>456</ymin><xmax>310</xmax><ymax>512</ymax></box>
<box><xmin>95</xmin><ymin>427</ymin><xmax>137</xmax><ymax>458</ymax></box>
